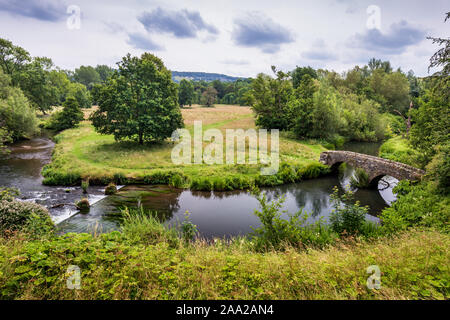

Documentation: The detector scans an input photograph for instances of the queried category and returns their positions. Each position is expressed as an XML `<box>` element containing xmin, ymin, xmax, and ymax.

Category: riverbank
<box><xmin>42</xmin><ymin>105</ymin><xmax>330</xmax><ymax>190</ymax></box>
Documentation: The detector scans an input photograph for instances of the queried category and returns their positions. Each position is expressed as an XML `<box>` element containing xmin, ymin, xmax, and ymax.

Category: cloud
<box><xmin>103</xmin><ymin>21</ymin><xmax>126</xmax><ymax>34</ymax></box>
<box><xmin>0</xmin><ymin>0</ymin><xmax>66</xmax><ymax>21</ymax></box>
<box><xmin>302</xmin><ymin>39</ymin><xmax>338</xmax><ymax>61</ymax></box>
<box><xmin>220</xmin><ymin>59</ymin><xmax>249</xmax><ymax>65</ymax></box>
<box><xmin>231</xmin><ymin>12</ymin><xmax>294</xmax><ymax>53</ymax></box>
<box><xmin>138</xmin><ymin>7</ymin><xmax>218</xmax><ymax>39</ymax></box>
<box><xmin>127</xmin><ymin>33</ymin><xmax>164</xmax><ymax>51</ymax></box>
<box><xmin>349</xmin><ymin>20</ymin><xmax>426</xmax><ymax>54</ymax></box>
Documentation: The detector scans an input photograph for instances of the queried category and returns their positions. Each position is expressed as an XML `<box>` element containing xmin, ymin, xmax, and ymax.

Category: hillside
<box><xmin>171</xmin><ymin>71</ymin><xmax>247</xmax><ymax>82</ymax></box>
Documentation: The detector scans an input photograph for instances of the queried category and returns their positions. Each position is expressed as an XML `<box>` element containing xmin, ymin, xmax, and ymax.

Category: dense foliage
<box><xmin>250</xmin><ymin>63</ymin><xmax>392</xmax><ymax>143</ymax></box>
<box><xmin>0</xmin><ymin>188</ymin><xmax>53</xmax><ymax>236</ymax></box>
<box><xmin>0</xmin><ymin>70</ymin><xmax>38</xmax><ymax>142</ymax></box>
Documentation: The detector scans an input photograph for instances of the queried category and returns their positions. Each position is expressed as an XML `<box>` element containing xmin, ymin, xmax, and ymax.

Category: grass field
<box><xmin>42</xmin><ymin>105</ymin><xmax>329</xmax><ymax>189</ymax></box>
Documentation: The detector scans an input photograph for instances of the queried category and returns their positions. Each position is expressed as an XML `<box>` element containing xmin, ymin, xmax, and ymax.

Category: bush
<box><xmin>250</xmin><ymin>188</ymin><xmax>336</xmax><ymax>251</ymax></box>
<box><xmin>75</xmin><ymin>198</ymin><xmax>90</xmax><ymax>212</ymax></box>
<box><xmin>81</xmin><ymin>179</ymin><xmax>89</xmax><ymax>194</ymax></box>
<box><xmin>44</xmin><ymin>96</ymin><xmax>84</xmax><ymax>131</ymax></box>
<box><xmin>380</xmin><ymin>181</ymin><xmax>449</xmax><ymax>233</ymax></box>
<box><xmin>0</xmin><ymin>86</ymin><xmax>38</xmax><ymax>141</ymax></box>
<box><xmin>0</xmin><ymin>199</ymin><xmax>54</xmax><ymax>235</ymax></box>
<box><xmin>105</xmin><ymin>183</ymin><xmax>117</xmax><ymax>195</ymax></box>
<box><xmin>329</xmin><ymin>187</ymin><xmax>378</xmax><ymax>237</ymax></box>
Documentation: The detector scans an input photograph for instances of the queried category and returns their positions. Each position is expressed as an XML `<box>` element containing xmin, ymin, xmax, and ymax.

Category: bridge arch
<box><xmin>319</xmin><ymin>151</ymin><xmax>424</xmax><ymax>187</ymax></box>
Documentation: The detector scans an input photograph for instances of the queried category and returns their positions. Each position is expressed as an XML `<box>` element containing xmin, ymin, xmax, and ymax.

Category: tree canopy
<box><xmin>91</xmin><ymin>53</ymin><xmax>183</xmax><ymax>144</ymax></box>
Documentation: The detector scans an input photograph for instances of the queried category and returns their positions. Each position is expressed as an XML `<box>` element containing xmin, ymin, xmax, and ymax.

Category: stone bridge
<box><xmin>319</xmin><ymin>150</ymin><xmax>425</xmax><ymax>186</ymax></box>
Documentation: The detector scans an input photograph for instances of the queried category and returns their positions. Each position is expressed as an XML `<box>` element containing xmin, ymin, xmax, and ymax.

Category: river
<box><xmin>0</xmin><ymin>136</ymin><xmax>398</xmax><ymax>239</ymax></box>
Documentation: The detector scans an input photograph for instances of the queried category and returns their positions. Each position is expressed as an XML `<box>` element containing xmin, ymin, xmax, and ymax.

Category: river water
<box><xmin>0</xmin><ymin>136</ymin><xmax>398</xmax><ymax>239</ymax></box>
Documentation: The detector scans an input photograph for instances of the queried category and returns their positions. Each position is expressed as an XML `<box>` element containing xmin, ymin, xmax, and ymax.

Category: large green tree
<box><xmin>250</xmin><ymin>67</ymin><xmax>293</xmax><ymax>130</ymax></box>
<box><xmin>74</xmin><ymin>65</ymin><xmax>101</xmax><ymax>89</ymax></box>
<box><xmin>17</xmin><ymin>57</ymin><xmax>59</xmax><ymax>114</ymax></box>
<box><xmin>91</xmin><ymin>53</ymin><xmax>183</xmax><ymax>144</ymax></box>
<box><xmin>410</xmin><ymin>12</ymin><xmax>450</xmax><ymax>166</ymax></box>
<box><xmin>0</xmin><ymin>38</ymin><xmax>31</xmax><ymax>85</ymax></box>
<box><xmin>291</xmin><ymin>66</ymin><xmax>317</xmax><ymax>89</ymax></box>
<box><xmin>178</xmin><ymin>79</ymin><xmax>195</xmax><ymax>107</ymax></box>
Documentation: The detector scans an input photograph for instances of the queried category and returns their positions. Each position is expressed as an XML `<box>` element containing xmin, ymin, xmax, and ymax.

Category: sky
<box><xmin>0</xmin><ymin>0</ymin><xmax>448</xmax><ymax>77</ymax></box>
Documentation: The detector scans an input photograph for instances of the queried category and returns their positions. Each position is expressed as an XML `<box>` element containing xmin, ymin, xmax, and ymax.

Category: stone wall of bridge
<box><xmin>319</xmin><ymin>150</ymin><xmax>425</xmax><ymax>185</ymax></box>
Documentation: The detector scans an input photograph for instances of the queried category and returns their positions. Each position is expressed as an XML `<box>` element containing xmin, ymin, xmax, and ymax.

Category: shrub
<box><xmin>380</xmin><ymin>181</ymin><xmax>449</xmax><ymax>233</ymax></box>
<box><xmin>250</xmin><ymin>188</ymin><xmax>336</xmax><ymax>251</ymax></box>
<box><xmin>329</xmin><ymin>187</ymin><xmax>378</xmax><ymax>237</ymax></box>
<box><xmin>81</xmin><ymin>179</ymin><xmax>89</xmax><ymax>194</ymax></box>
<box><xmin>105</xmin><ymin>183</ymin><xmax>117</xmax><ymax>195</ymax></box>
<box><xmin>0</xmin><ymin>187</ymin><xmax>19</xmax><ymax>201</ymax></box>
<box><xmin>180</xmin><ymin>211</ymin><xmax>198</xmax><ymax>242</ymax></box>
<box><xmin>75</xmin><ymin>198</ymin><xmax>90</xmax><ymax>212</ymax></box>
<box><xmin>0</xmin><ymin>199</ymin><xmax>54</xmax><ymax>235</ymax></box>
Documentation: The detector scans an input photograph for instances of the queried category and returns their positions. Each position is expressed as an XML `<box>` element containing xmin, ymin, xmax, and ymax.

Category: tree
<box><xmin>0</xmin><ymin>85</ymin><xmax>38</xmax><ymax>141</ymax></box>
<box><xmin>178</xmin><ymin>79</ymin><xmax>194</xmax><ymax>107</ymax></box>
<box><xmin>0</xmin><ymin>38</ymin><xmax>31</xmax><ymax>85</ymax></box>
<box><xmin>368</xmin><ymin>58</ymin><xmax>392</xmax><ymax>73</ymax></box>
<box><xmin>95</xmin><ymin>65</ymin><xmax>114</xmax><ymax>83</ymax></box>
<box><xmin>291</xmin><ymin>66</ymin><xmax>317</xmax><ymax>89</ymax></box>
<box><xmin>368</xmin><ymin>69</ymin><xmax>410</xmax><ymax>114</ymax></box>
<box><xmin>17</xmin><ymin>57</ymin><xmax>59</xmax><ymax>114</ymax></box>
<box><xmin>48</xmin><ymin>96</ymin><xmax>84</xmax><ymax>131</ymax></box>
<box><xmin>289</xmin><ymin>74</ymin><xmax>317</xmax><ymax>138</ymax></box>
<box><xmin>73</xmin><ymin>65</ymin><xmax>101</xmax><ymax>89</ymax></box>
<box><xmin>91</xmin><ymin>53</ymin><xmax>183</xmax><ymax>144</ymax></box>
<box><xmin>48</xmin><ymin>69</ymin><xmax>71</xmax><ymax>104</ymax></box>
<box><xmin>250</xmin><ymin>67</ymin><xmax>293</xmax><ymax>130</ymax></box>
<box><xmin>409</xmin><ymin>12</ymin><xmax>450</xmax><ymax>167</ymax></box>
<box><xmin>200</xmin><ymin>86</ymin><xmax>217</xmax><ymax>107</ymax></box>
<box><xmin>67</xmin><ymin>82</ymin><xmax>91</xmax><ymax>109</ymax></box>
<box><xmin>211</xmin><ymin>80</ymin><xmax>226</xmax><ymax>100</ymax></box>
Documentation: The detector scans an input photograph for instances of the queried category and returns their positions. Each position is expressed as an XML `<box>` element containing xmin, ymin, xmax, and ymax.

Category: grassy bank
<box><xmin>379</xmin><ymin>136</ymin><xmax>422</xmax><ymax>168</ymax></box>
<box><xmin>42</xmin><ymin>105</ymin><xmax>329</xmax><ymax>189</ymax></box>
<box><xmin>0</xmin><ymin>228</ymin><xmax>448</xmax><ymax>300</ymax></box>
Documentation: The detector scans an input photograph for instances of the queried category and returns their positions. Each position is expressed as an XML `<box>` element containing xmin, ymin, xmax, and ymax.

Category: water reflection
<box><xmin>58</xmin><ymin>172</ymin><xmax>388</xmax><ymax>239</ymax></box>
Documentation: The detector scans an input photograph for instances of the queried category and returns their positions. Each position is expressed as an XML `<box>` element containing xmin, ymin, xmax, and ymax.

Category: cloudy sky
<box><xmin>0</xmin><ymin>0</ymin><xmax>448</xmax><ymax>77</ymax></box>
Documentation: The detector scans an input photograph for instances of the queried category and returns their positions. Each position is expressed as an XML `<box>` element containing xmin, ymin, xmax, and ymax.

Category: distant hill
<box><xmin>171</xmin><ymin>71</ymin><xmax>247</xmax><ymax>83</ymax></box>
